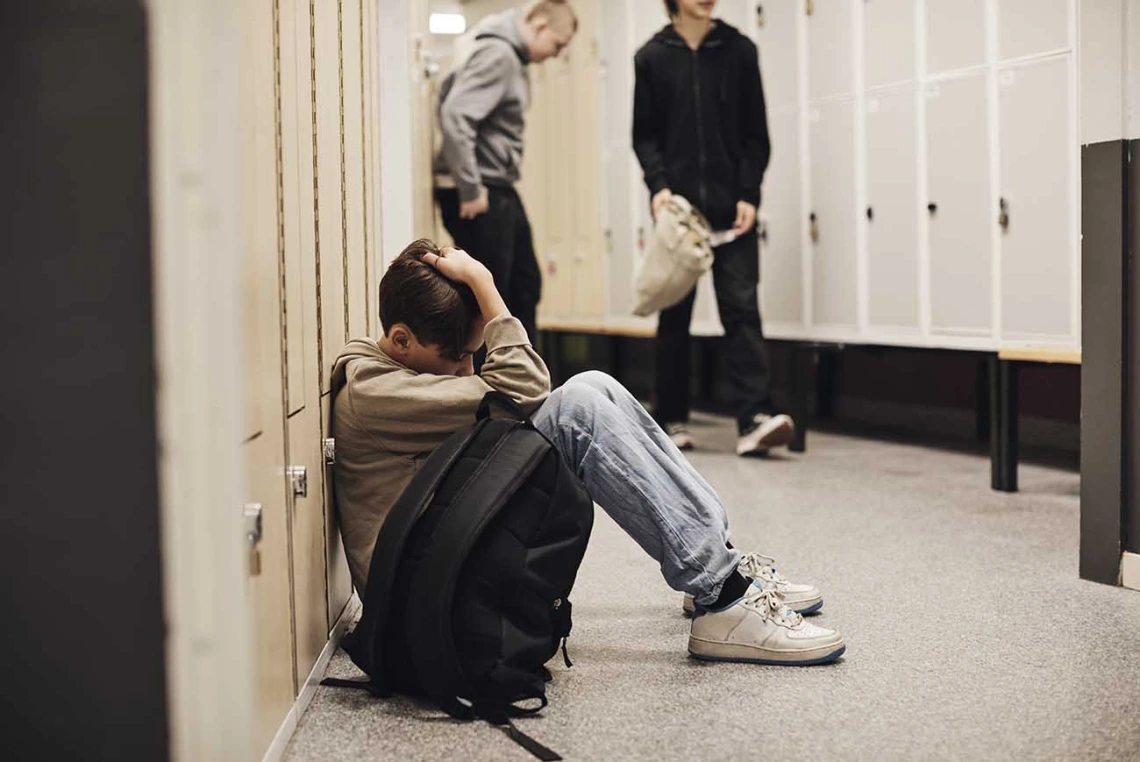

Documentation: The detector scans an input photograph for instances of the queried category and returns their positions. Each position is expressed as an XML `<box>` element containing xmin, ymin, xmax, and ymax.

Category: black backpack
<box><xmin>324</xmin><ymin>392</ymin><xmax>594</xmax><ymax>760</ymax></box>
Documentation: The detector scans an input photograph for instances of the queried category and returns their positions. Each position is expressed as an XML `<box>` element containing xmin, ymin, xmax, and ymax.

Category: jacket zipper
<box><xmin>691</xmin><ymin>48</ymin><xmax>708</xmax><ymax>213</ymax></box>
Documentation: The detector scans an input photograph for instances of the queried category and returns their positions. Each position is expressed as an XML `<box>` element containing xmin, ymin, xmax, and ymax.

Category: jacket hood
<box><xmin>649</xmin><ymin>19</ymin><xmax>744</xmax><ymax>50</ymax></box>
<box><xmin>470</xmin><ymin>9</ymin><xmax>529</xmax><ymax>64</ymax></box>
<box><xmin>331</xmin><ymin>339</ymin><xmax>389</xmax><ymax>396</ymax></box>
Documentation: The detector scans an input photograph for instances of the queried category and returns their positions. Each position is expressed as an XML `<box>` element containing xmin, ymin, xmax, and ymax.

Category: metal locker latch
<box><xmin>323</xmin><ymin>438</ymin><xmax>336</xmax><ymax>466</ymax></box>
<box><xmin>243</xmin><ymin>503</ymin><xmax>263</xmax><ymax>576</ymax></box>
<box><xmin>286</xmin><ymin>466</ymin><xmax>308</xmax><ymax>498</ymax></box>
<box><xmin>756</xmin><ymin>3</ymin><xmax>766</xmax><ymax>27</ymax></box>
<box><xmin>998</xmin><ymin>197</ymin><xmax>1010</xmax><ymax>231</ymax></box>
<box><xmin>806</xmin><ymin>0</ymin><xmax>814</xmax><ymax>16</ymax></box>
<box><xmin>809</xmin><ymin>212</ymin><xmax>819</xmax><ymax>243</ymax></box>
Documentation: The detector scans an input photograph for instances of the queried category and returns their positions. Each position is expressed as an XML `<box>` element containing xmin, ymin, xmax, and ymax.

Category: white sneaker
<box><xmin>682</xmin><ymin>552</ymin><xmax>823</xmax><ymax>616</ymax></box>
<box><xmin>665</xmin><ymin>422</ymin><xmax>695</xmax><ymax>451</ymax></box>
<box><xmin>736</xmin><ymin>413</ymin><xmax>795</xmax><ymax>456</ymax></box>
<box><xmin>689</xmin><ymin>584</ymin><xmax>845</xmax><ymax>666</ymax></box>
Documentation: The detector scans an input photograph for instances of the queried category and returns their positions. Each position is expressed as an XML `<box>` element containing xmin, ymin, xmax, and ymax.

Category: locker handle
<box><xmin>927</xmin><ymin>202</ymin><xmax>938</xmax><ymax>214</ymax></box>
<box><xmin>999</xmin><ymin>197</ymin><xmax>1010</xmax><ymax>231</ymax></box>
<box><xmin>866</xmin><ymin>206</ymin><xmax>874</xmax><ymax>222</ymax></box>
<box><xmin>809</xmin><ymin>212</ymin><xmax>819</xmax><ymax>243</ymax></box>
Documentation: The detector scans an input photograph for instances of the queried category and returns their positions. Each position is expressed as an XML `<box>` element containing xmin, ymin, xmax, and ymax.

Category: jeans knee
<box><xmin>566</xmin><ymin>370</ymin><xmax>620</xmax><ymax>395</ymax></box>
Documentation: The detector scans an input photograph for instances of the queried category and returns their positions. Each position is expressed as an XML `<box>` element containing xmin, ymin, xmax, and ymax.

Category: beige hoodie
<box><xmin>329</xmin><ymin>314</ymin><xmax>550</xmax><ymax>593</ymax></box>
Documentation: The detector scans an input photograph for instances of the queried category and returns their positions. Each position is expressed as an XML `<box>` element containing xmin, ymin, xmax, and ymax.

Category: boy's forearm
<box><xmin>471</xmin><ymin>272</ymin><xmax>509</xmax><ymax>323</ymax></box>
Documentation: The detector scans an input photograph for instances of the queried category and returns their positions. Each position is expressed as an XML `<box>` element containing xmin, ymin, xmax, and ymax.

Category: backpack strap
<box><xmin>476</xmin><ymin>390</ymin><xmax>529</xmax><ymax>422</ymax></box>
<box><xmin>350</xmin><ymin>422</ymin><xmax>485</xmax><ymax>684</ymax></box>
<box><xmin>405</xmin><ymin>423</ymin><xmax>551</xmax><ymax>706</ymax></box>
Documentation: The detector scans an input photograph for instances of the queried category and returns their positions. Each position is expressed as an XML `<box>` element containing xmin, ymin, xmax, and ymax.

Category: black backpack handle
<box><xmin>477</xmin><ymin>391</ymin><xmax>528</xmax><ymax>422</ymax></box>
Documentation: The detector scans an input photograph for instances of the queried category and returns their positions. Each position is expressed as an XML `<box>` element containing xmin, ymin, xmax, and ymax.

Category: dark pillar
<box><xmin>1</xmin><ymin>2</ymin><xmax>169</xmax><ymax>757</ymax></box>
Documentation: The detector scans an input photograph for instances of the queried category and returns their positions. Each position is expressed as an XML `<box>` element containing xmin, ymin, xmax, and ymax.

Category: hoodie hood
<box><xmin>331</xmin><ymin>339</ymin><xmax>389</xmax><ymax>399</ymax></box>
<box><xmin>469</xmin><ymin>9</ymin><xmax>529</xmax><ymax>65</ymax></box>
<box><xmin>649</xmin><ymin>19</ymin><xmax>744</xmax><ymax>50</ymax></box>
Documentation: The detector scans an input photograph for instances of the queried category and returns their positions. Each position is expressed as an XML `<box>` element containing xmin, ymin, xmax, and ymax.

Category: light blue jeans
<box><xmin>530</xmin><ymin>371</ymin><xmax>741</xmax><ymax>605</ymax></box>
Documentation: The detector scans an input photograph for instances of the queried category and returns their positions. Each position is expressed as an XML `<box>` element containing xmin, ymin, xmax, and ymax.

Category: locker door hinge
<box><xmin>323</xmin><ymin>438</ymin><xmax>336</xmax><ymax>465</ymax></box>
<box><xmin>243</xmin><ymin>503</ymin><xmax>263</xmax><ymax>576</ymax></box>
<box><xmin>287</xmin><ymin>466</ymin><xmax>308</xmax><ymax>498</ymax></box>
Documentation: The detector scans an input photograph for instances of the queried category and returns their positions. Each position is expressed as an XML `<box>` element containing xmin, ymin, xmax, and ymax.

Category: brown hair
<box><xmin>378</xmin><ymin>239</ymin><xmax>481</xmax><ymax>359</ymax></box>
<box><xmin>524</xmin><ymin>0</ymin><xmax>578</xmax><ymax>33</ymax></box>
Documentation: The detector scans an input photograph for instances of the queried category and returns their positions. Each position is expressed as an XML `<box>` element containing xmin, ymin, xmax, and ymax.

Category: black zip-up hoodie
<box><xmin>632</xmin><ymin>21</ymin><xmax>770</xmax><ymax>230</ymax></box>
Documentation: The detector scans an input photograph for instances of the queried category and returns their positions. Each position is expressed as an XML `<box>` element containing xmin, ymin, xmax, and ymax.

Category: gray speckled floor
<box><xmin>285</xmin><ymin>415</ymin><xmax>1140</xmax><ymax>761</ymax></box>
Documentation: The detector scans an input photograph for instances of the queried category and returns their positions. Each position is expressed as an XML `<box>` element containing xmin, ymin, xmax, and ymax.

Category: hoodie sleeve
<box><xmin>439</xmin><ymin>41</ymin><xmax>516</xmax><ymax>203</ymax></box>
<box><xmin>632</xmin><ymin>53</ymin><xmax>670</xmax><ymax>197</ymax></box>
<box><xmin>737</xmin><ymin>42</ymin><xmax>771</xmax><ymax>208</ymax></box>
<box><xmin>344</xmin><ymin>315</ymin><xmax>551</xmax><ymax>457</ymax></box>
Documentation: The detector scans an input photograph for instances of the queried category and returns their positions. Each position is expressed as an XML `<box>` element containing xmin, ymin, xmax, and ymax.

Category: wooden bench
<box><xmin>990</xmin><ymin>347</ymin><xmax>1082</xmax><ymax>492</ymax></box>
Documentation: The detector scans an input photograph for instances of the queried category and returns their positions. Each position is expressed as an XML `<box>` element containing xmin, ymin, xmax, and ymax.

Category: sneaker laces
<box><xmin>741</xmin><ymin>584</ymin><xmax>802</xmax><ymax>628</ymax></box>
<box><xmin>739</xmin><ymin>552</ymin><xmax>790</xmax><ymax>587</ymax></box>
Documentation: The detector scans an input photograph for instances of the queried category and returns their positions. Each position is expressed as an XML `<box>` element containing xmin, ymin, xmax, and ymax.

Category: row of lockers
<box><xmin>532</xmin><ymin>0</ymin><xmax>1079</xmax><ymax>350</ymax></box>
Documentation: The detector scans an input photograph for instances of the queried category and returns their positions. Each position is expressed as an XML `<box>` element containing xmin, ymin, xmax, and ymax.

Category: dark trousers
<box><xmin>655</xmin><ymin>232</ymin><xmax>773</xmax><ymax>434</ymax></box>
<box><xmin>436</xmin><ymin>185</ymin><xmax>541</xmax><ymax>345</ymax></box>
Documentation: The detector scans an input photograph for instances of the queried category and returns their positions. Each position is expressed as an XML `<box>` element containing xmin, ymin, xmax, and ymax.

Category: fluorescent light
<box><xmin>429</xmin><ymin>13</ymin><xmax>466</xmax><ymax>35</ymax></box>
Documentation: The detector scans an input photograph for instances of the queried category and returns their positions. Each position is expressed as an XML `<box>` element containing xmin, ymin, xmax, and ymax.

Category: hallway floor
<box><xmin>285</xmin><ymin>415</ymin><xmax>1140</xmax><ymax>761</ymax></box>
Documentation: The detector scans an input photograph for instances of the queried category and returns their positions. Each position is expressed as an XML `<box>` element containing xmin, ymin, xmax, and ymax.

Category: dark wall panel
<box><xmin>0</xmin><ymin>2</ymin><xmax>168</xmax><ymax>758</ymax></box>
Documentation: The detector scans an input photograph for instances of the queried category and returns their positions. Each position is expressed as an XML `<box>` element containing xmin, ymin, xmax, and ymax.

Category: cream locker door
<box><xmin>533</xmin><ymin>60</ymin><xmax>575</xmax><ymax>319</ymax></box>
<box><xmin>409</xmin><ymin>0</ymin><xmax>437</xmax><ymax>241</ymax></box>
<box><xmin>864</xmin><ymin>0</ymin><xmax>916</xmax><ymax>88</ymax></box>
<box><xmin>999</xmin><ymin>0</ymin><xmax>1071</xmax><ymax>61</ymax></box>
<box><xmin>599</xmin><ymin>0</ymin><xmax>634</xmax><ymax>316</ymax></box>
<box><xmin>315</xmin><ymin>0</ymin><xmax>348</xmax><ymax>386</ymax></box>
<box><xmin>759</xmin><ymin>106</ymin><xmax>803</xmax><ymax>330</ymax></box>
<box><xmin>808</xmin><ymin>0</ymin><xmax>855</xmax><ymax>101</ymax></box>
<box><xmin>999</xmin><ymin>57</ymin><xmax>1073</xmax><ymax>340</ymax></box>
<box><xmin>571</xmin><ymin>0</ymin><xmax>606</xmax><ymax>319</ymax></box>
<box><xmin>926</xmin><ymin>0</ymin><xmax>987</xmax><ymax>75</ymax></box>
<box><xmin>287</xmin><ymin>0</ymin><xmax>332</xmax><ymax>694</ymax></box>
<box><xmin>809</xmin><ymin>98</ymin><xmax>858</xmax><ymax>328</ymax></box>
<box><xmin>342</xmin><ymin>0</ymin><xmax>370</xmax><ymax>340</ymax></box>
<box><xmin>755</xmin><ymin>0</ymin><xmax>800</xmax><ymax>109</ymax></box>
<box><xmin>926</xmin><ymin>74</ymin><xmax>992</xmax><ymax>334</ymax></box>
<box><xmin>241</xmin><ymin>0</ymin><xmax>294</xmax><ymax>753</ymax></box>
<box><xmin>866</xmin><ymin>86</ymin><xmax>920</xmax><ymax>330</ymax></box>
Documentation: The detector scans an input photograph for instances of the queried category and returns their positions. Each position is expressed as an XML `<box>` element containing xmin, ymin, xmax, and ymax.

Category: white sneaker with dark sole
<box><xmin>736</xmin><ymin>413</ymin><xmax>795</xmax><ymax>456</ymax></box>
<box><xmin>683</xmin><ymin>551</ymin><xmax>823</xmax><ymax>616</ymax></box>
<box><xmin>689</xmin><ymin>584</ymin><xmax>845</xmax><ymax>666</ymax></box>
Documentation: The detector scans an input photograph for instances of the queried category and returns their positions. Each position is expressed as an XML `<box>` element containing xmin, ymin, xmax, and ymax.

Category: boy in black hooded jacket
<box><xmin>633</xmin><ymin>0</ymin><xmax>795</xmax><ymax>457</ymax></box>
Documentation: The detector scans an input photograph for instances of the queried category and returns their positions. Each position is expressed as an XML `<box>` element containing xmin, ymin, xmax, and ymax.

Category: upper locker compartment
<box><xmin>926</xmin><ymin>0</ymin><xmax>987</xmax><ymax>75</ymax></box>
<box><xmin>808</xmin><ymin>0</ymin><xmax>855</xmax><ymax>101</ymax></box>
<box><xmin>864</xmin><ymin>0</ymin><xmax>916</xmax><ymax>88</ymax></box>
<box><xmin>998</xmin><ymin>0</ymin><xmax>1071</xmax><ymax>62</ymax></box>
<box><xmin>754</xmin><ymin>0</ymin><xmax>799</xmax><ymax>110</ymax></box>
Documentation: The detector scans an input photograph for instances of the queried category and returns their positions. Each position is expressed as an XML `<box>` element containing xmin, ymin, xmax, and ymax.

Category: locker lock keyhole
<box><xmin>866</xmin><ymin>206</ymin><xmax>874</xmax><ymax>222</ymax></box>
<box><xmin>927</xmin><ymin>202</ymin><xmax>938</xmax><ymax>215</ymax></box>
<box><xmin>756</xmin><ymin>3</ymin><xmax>765</xmax><ymax>27</ymax></box>
<box><xmin>809</xmin><ymin>212</ymin><xmax>819</xmax><ymax>243</ymax></box>
<box><xmin>999</xmin><ymin>197</ymin><xmax>1010</xmax><ymax>231</ymax></box>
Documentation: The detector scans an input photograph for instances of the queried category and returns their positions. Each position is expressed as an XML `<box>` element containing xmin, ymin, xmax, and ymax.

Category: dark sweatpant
<box><xmin>654</xmin><ymin>231</ymin><xmax>773</xmax><ymax>434</ymax></box>
<box><xmin>436</xmin><ymin>185</ymin><xmax>541</xmax><ymax>345</ymax></box>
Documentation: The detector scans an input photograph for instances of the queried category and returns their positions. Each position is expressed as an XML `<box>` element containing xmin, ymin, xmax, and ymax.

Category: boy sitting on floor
<box><xmin>330</xmin><ymin>238</ymin><xmax>845</xmax><ymax>666</ymax></box>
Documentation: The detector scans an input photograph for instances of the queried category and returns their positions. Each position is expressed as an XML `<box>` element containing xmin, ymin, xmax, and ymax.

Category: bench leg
<box><xmin>975</xmin><ymin>356</ymin><xmax>990</xmax><ymax>442</ymax></box>
<box><xmin>990</xmin><ymin>356</ymin><xmax>1019</xmax><ymax>492</ymax></box>
<box><xmin>609</xmin><ymin>335</ymin><xmax>625</xmax><ymax>386</ymax></box>
<box><xmin>789</xmin><ymin>344</ymin><xmax>808</xmax><ymax>453</ymax></box>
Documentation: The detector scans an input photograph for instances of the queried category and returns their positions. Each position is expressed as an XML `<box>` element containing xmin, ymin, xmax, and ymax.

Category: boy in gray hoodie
<box><xmin>331</xmin><ymin>239</ymin><xmax>845</xmax><ymax>666</ymax></box>
<box><xmin>433</xmin><ymin>0</ymin><xmax>576</xmax><ymax>345</ymax></box>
